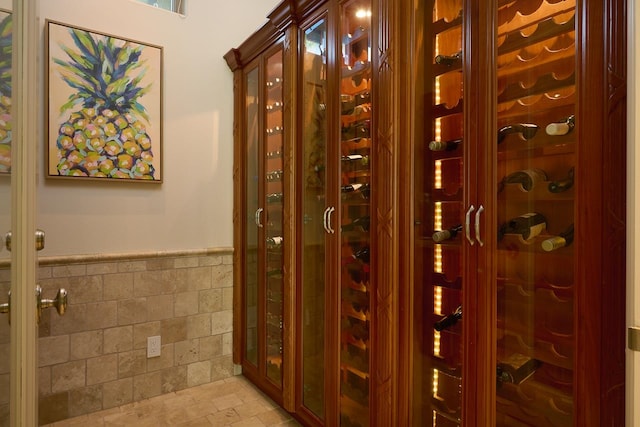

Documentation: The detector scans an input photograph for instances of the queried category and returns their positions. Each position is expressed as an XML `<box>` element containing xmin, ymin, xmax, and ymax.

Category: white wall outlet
<box><xmin>147</xmin><ymin>335</ymin><xmax>161</xmax><ymax>358</ymax></box>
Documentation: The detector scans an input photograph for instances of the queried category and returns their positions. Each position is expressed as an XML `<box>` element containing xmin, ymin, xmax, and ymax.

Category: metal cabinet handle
<box><xmin>255</xmin><ymin>208</ymin><xmax>264</xmax><ymax>228</ymax></box>
<box><xmin>465</xmin><ymin>205</ymin><xmax>475</xmax><ymax>246</ymax></box>
<box><xmin>475</xmin><ymin>205</ymin><xmax>485</xmax><ymax>247</ymax></box>
<box><xmin>327</xmin><ymin>207</ymin><xmax>336</xmax><ymax>234</ymax></box>
<box><xmin>323</xmin><ymin>207</ymin><xmax>331</xmax><ymax>234</ymax></box>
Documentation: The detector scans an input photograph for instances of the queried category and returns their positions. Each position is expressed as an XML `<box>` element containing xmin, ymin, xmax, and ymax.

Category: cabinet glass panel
<box><xmin>265</xmin><ymin>49</ymin><xmax>284</xmax><ymax>386</ymax></box>
<box><xmin>494</xmin><ymin>1</ymin><xmax>576</xmax><ymax>425</ymax></box>
<box><xmin>413</xmin><ymin>1</ymin><xmax>464</xmax><ymax>426</ymax></box>
<box><xmin>301</xmin><ymin>17</ymin><xmax>327</xmax><ymax>419</ymax></box>
<box><xmin>340</xmin><ymin>1</ymin><xmax>372</xmax><ymax>426</ymax></box>
<box><xmin>245</xmin><ymin>66</ymin><xmax>259</xmax><ymax>368</ymax></box>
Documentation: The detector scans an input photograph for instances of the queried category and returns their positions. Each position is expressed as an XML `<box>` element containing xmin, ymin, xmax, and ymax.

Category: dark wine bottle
<box><xmin>498</xmin><ymin>168</ymin><xmax>547</xmax><ymax>192</ymax></box>
<box><xmin>497</xmin><ymin>123</ymin><xmax>538</xmax><ymax>144</ymax></box>
<box><xmin>351</xmin><ymin>246</ymin><xmax>370</xmax><ymax>263</ymax></box>
<box><xmin>341</xmin><ymin>183</ymin><xmax>371</xmax><ymax>199</ymax></box>
<box><xmin>434</xmin><ymin>305</ymin><xmax>462</xmax><ymax>332</ymax></box>
<box><xmin>541</xmin><ymin>224</ymin><xmax>574</xmax><ymax>252</ymax></box>
<box><xmin>266</xmin><ymin>236</ymin><xmax>283</xmax><ymax>249</ymax></box>
<box><xmin>545</xmin><ymin>114</ymin><xmax>575</xmax><ymax>136</ymax></box>
<box><xmin>497</xmin><ymin>353</ymin><xmax>541</xmax><ymax>385</ymax></box>
<box><xmin>428</xmin><ymin>138</ymin><xmax>462</xmax><ymax>152</ymax></box>
<box><xmin>548</xmin><ymin>167</ymin><xmax>574</xmax><ymax>193</ymax></box>
<box><xmin>435</xmin><ymin>50</ymin><xmax>462</xmax><ymax>66</ymax></box>
<box><xmin>498</xmin><ymin>212</ymin><xmax>546</xmax><ymax>241</ymax></box>
<box><xmin>432</xmin><ymin>224</ymin><xmax>463</xmax><ymax>243</ymax></box>
<box><xmin>342</xmin><ymin>215</ymin><xmax>370</xmax><ymax>232</ymax></box>
<box><xmin>266</xmin><ymin>192</ymin><xmax>284</xmax><ymax>203</ymax></box>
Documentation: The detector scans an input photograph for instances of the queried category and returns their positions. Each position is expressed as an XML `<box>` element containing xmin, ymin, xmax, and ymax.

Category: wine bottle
<box><xmin>341</xmin><ymin>182</ymin><xmax>371</xmax><ymax>199</ymax></box>
<box><xmin>428</xmin><ymin>138</ymin><xmax>462</xmax><ymax>152</ymax></box>
<box><xmin>432</xmin><ymin>224</ymin><xmax>463</xmax><ymax>243</ymax></box>
<box><xmin>541</xmin><ymin>224</ymin><xmax>574</xmax><ymax>252</ymax></box>
<box><xmin>498</xmin><ymin>212</ymin><xmax>546</xmax><ymax>241</ymax></box>
<box><xmin>435</xmin><ymin>50</ymin><xmax>462</xmax><ymax>66</ymax></box>
<box><xmin>351</xmin><ymin>246</ymin><xmax>370</xmax><ymax>263</ymax></box>
<box><xmin>266</xmin><ymin>192</ymin><xmax>284</xmax><ymax>203</ymax></box>
<box><xmin>342</xmin><ymin>215</ymin><xmax>370</xmax><ymax>232</ymax></box>
<box><xmin>266</xmin><ymin>236</ymin><xmax>283</xmax><ymax>249</ymax></box>
<box><xmin>434</xmin><ymin>305</ymin><xmax>462</xmax><ymax>331</ymax></box>
<box><xmin>497</xmin><ymin>353</ymin><xmax>541</xmax><ymax>385</ymax></box>
<box><xmin>266</xmin><ymin>170</ymin><xmax>283</xmax><ymax>181</ymax></box>
<box><xmin>497</xmin><ymin>123</ymin><xmax>538</xmax><ymax>144</ymax></box>
<box><xmin>545</xmin><ymin>114</ymin><xmax>575</xmax><ymax>136</ymax></box>
<box><xmin>498</xmin><ymin>168</ymin><xmax>547</xmax><ymax>192</ymax></box>
<box><xmin>548</xmin><ymin>167</ymin><xmax>574</xmax><ymax>193</ymax></box>
<box><xmin>266</xmin><ymin>125</ymin><xmax>283</xmax><ymax>135</ymax></box>
<box><xmin>341</xmin><ymin>154</ymin><xmax>369</xmax><ymax>166</ymax></box>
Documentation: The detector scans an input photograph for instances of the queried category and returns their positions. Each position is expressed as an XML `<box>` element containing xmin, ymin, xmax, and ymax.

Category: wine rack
<box><xmin>339</xmin><ymin>3</ymin><xmax>372</xmax><ymax>426</ymax></box>
<box><xmin>264</xmin><ymin>50</ymin><xmax>285</xmax><ymax>386</ymax></box>
<box><xmin>413</xmin><ymin>0</ymin><xmax>465</xmax><ymax>425</ymax></box>
<box><xmin>494</xmin><ymin>1</ymin><xmax>576</xmax><ymax>426</ymax></box>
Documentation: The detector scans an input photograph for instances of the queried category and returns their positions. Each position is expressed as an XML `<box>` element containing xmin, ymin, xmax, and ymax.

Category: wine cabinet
<box><xmin>407</xmin><ymin>0</ymin><xmax>625</xmax><ymax>426</ymax></box>
<box><xmin>226</xmin><ymin>0</ymin><xmax>626</xmax><ymax>425</ymax></box>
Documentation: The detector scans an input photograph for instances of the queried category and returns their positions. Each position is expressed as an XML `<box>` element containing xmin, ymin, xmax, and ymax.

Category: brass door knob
<box><xmin>36</xmin><ymin>286</ymin><xmax>68</xmax><ymax>324</ymax></box>
<box><xmin>0</xmin><ymin>291</ymin><xmax>10</xmax><ymax>325</ymax></box>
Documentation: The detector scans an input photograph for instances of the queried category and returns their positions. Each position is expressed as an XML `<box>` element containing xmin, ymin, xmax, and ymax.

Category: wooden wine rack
<box><xmin>494</xmin><ymin>1</ymin><xmax>576</xmax><ymax>425</ymax></box>
<box><xmin>339</xmin><ymin>10</ymin><xmax>372</xmax><ymax>427</ymax></box>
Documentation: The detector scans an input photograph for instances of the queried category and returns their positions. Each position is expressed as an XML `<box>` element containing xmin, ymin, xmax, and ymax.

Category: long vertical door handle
<box><xmin>323</xmin><ymin>207</ymin><xmax>331</xmax><ymax>234</ymax></box>
<box><xmin>255</xmin><ymin>208</ymin><xmax>264</xmax><ymax>228</ymax></box>
<box><xmin>465</xmin><ymin>205</ymin><xmax>475</xmax><ymax>246</ymax></box>
<box><xmin>475</xmin><ymin>205</ymin><xmax>485</xmax><ymax>246</ymax></box>
<box><xmin>327</xmin><ymin>207</ymin><xmax>336</xmax><ymax>234</ymax></box>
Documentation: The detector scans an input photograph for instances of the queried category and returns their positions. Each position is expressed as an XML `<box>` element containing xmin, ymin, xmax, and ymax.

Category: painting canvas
<box><xmin>0</xmin><ymin>10</ymin><xmax>11</xmax><ymax>176</ymax></box>
<box><xmin>46</xmin><ymin>21</ymin><xmax>163</xmax><ymax>182</ymax></box>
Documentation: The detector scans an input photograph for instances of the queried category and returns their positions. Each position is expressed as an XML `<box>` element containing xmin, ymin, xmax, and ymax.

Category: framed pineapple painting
<box><xmin>46</xmin><ymin>21</ymin><xmax>163</xmax><ymax>182</ymax></box>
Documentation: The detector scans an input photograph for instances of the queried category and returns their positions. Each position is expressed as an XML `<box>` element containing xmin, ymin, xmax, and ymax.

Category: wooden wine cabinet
<box><xmin>226</xmin><ymin>0</ymin><xmax>626</xmax><ymax>426</ymax></box>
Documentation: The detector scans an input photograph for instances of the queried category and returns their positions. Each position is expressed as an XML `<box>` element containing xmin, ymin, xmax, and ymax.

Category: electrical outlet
<box><xmin>147</xmin><ymin>336</ymin><xmax>161</xmax><ymax>358</ymax></box>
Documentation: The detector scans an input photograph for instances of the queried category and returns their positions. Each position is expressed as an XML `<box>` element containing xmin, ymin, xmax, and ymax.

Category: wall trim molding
<box><xmin>0</xmin><ymin>247</ymin><xmax>234</xmax><ymax>268</ymax></box>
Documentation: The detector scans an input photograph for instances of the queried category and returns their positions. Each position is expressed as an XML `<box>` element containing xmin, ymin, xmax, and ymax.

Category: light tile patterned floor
<box><xmin>44</xmin><ymin>376</ymin><xmax>302</xmax><ymax>427</ymax></box>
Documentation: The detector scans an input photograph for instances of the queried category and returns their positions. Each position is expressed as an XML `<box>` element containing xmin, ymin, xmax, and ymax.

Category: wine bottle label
<box><xmin>545</xmin><ymin>122</ymin><xmax>571</xmax><ymax>136</ymax></box>
<box><xmin>267</xmin><ymin>236</ymin><xmax>283</xmax><ymax>247</ymax></box>
<box><xmin>349</xmin><ymin>183</ymin><xmax>364</xmax><ymax>192</ymax></box>
<box><xmin>541</xmin><ymin>236</ymin><xmax>567</xmax><ymax>252</ymax></box>
<box><xmin>432</xmin><ymin>230</ymin><xmax>452</xmax><ymax>243</ymax></box>
<box><xmin>429</xmin><ymin>140</ymin><xmax>447</xmax><ymax>151</ymax></box>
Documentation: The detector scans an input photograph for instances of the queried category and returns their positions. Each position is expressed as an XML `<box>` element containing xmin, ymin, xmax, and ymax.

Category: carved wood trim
<box><xmin>372</xmin><ymin>0</ymin><xmax>398</xmax><ymax>424</ymax></box>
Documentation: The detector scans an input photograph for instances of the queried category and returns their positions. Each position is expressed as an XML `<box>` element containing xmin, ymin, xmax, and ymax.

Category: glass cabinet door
<box><xmin>413</xmin><ymin>1</ymin><xmax>465</xmax><ymax>426</ymax></box>
<box><xmin>264</xmin><ymin>48</ymin><xmax>285</xmax><ymax>387</ymax></box>
<box><xmin>494</xmin><ymin>1</ymin><xmax>576</xmax><ymax>425</ymax></box>
<box><xmin>339</xmin><ymin>1</ymin><xmax>372</xmax><ymax>426</ymax></box>
<box><xmin>242</xmin><ymin>44</ymin><xmax>286</xmax><ymax>395</ymax></box>
<box><xmin>300</xmin><ymin>16</ymin><xmax>328</xmax><ymax>420</ymax></box>
<box><xmin>245</xmin><ymin>66</ymin><xmax>260</xmax><ymax>369</ymax></box>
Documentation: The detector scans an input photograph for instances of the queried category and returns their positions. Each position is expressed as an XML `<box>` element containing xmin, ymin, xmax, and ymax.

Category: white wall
<box><xmin>0</xmin><ymin>0</ymin><xmax>279</xmax><ymax>257</ymax></box>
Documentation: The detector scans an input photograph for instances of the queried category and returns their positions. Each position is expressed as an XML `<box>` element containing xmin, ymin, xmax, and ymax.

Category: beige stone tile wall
<box><xmin>0</xmin><ymin>249</ymin><xmax>235</xmax><ymax>426</ymax></box>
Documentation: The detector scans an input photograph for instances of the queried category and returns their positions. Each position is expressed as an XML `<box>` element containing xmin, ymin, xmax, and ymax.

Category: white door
<box><xmin>1</xmin><ymin>0</ymin><xmax>40</xmax><ymax>425</ymax></box>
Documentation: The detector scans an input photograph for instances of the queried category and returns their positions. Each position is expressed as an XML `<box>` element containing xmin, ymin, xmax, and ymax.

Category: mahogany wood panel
<box><xmin>371</xmin><ymin>0</ymin><xmax>398</xmax><ymax>424</ymax></box>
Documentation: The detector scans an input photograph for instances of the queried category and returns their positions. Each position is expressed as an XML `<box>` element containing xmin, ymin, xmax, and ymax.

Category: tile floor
<box><xmin>43</xmin><ymin>375</ymin><xmax>302</xmax><ymax>427</ymax></box>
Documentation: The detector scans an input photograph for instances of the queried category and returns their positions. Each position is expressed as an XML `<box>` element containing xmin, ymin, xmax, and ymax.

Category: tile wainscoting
<box><xmin>0</xmin><ymin>248</ymin><xmax>236</xmax><ymax>426</ymax></box>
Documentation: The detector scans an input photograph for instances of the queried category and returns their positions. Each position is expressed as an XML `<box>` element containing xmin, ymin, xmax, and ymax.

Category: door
<box><xmin>2</xmin><ymin>0</ymin><xmax>40</xmax><ymax>425</ymax></box>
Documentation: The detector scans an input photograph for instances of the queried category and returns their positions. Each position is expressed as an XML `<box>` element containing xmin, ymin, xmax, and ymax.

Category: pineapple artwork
<box><xmin>0</xmin><ymin>12</ymin><xmax>11</xmax><ymax>175</ymax></box>
<box><xmin>47</xmin><ymin>22</ymin><xmax>162</xmax><ymax>181</ymax></box>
